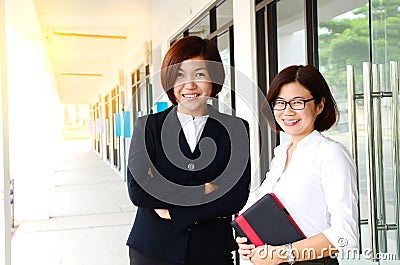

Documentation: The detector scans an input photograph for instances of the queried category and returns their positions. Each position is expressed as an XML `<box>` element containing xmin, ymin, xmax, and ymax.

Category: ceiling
<box><xmin>34</xmin><ymin>0</ymin><xmax>151</xmax><ymax>104</ymax></box>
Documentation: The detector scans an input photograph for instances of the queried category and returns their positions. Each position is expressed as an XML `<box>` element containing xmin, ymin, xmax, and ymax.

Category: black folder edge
<box><xmin>231</xmin><ymin>193</ymin><xmax>306</xmax><ymax>247</ymax></box>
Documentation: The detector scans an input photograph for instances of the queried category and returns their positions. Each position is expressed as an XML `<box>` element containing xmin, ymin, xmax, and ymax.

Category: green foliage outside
<box><xmin>318</xmin><ymin>0</ymin><xmax>400</xmax><ymax>100</ymax></box>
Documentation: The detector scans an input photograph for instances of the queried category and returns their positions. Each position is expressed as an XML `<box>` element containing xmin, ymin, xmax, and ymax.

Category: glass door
<box><xmin>319</xmin><ymin>0</ymin><xmax>400</xmax><ymax>264</ymax></box>
<box><xmin>255</xmin><ymin>0</ymin><xmax>400</xmax><ymax>261</ymax></box>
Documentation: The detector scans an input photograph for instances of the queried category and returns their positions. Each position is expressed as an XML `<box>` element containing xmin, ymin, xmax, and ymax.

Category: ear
<box><xmin>317</xmin><ymin>97</ymin><xmax>325</xmax><ymax>115</ymax></box>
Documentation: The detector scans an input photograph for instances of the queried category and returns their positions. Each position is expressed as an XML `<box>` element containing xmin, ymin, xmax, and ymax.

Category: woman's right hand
<box><xmin>236</xmin><ymin>237</ymin><xmax>255</xmax><ymax>260</ymax></box>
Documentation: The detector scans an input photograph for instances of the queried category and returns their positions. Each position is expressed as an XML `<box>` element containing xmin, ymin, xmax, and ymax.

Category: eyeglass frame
<box><xmin>271</xmin><ymin>98</ymin><xmax>316</xmax><ymax>111</ymax></box>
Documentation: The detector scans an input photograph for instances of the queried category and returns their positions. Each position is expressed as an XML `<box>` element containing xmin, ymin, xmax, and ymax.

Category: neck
<box><xmin>291</xmin><ymin>130</ymin><xmax>314</xmax><ymax>146</ymax></box>
<box><xmin>177</xmin><ymin>104</ymin><xmax>208</xmax><ymax>117</ymax></box>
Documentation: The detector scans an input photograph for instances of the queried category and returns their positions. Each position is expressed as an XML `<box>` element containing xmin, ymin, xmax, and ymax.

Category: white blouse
<box><xmin>176</xmin><ymin>111</ymin><xmax>208</xmax><ymax>152</ymax></box>
<box><xmin>257</xmin><ymin>130</ymin><xmax>359</xmax><ymax>251</ymax></box>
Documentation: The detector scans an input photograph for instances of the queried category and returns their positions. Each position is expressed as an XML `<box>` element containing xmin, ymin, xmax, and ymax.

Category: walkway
<box><xmin>11</xmin><ymin>139</ymin><xmax>136</xmax><ymax>265</ymax></box>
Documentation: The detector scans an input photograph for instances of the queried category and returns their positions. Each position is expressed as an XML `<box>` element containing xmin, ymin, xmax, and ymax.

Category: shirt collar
<box><xmin>176</xmin><ymin>111</ymin><xmax>209</xmax><ymax>126</ymax></box>
<box><xmin>274</xmin><ymin>130</ymin><xmax>324</xmax><ymax>155</ymax></box>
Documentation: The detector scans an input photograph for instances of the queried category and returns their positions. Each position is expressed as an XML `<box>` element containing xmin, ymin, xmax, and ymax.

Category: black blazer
<box><xmin>126</xmin><ymin>105</ymin><xmax>251</xmax><ymax>264</ymax></box>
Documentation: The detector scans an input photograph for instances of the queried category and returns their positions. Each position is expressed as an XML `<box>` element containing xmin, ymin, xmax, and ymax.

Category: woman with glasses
<box><xmin>236</xmin><ymin>65</ymin><xmax>358</xmax><ymax>265</ymax></box>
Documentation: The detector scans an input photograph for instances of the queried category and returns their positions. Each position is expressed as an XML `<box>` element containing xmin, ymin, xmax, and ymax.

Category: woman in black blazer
<box><xmin>126</xmin><ymin>36</ymin><xmax>251</xmax><ymax>265</ymax></box>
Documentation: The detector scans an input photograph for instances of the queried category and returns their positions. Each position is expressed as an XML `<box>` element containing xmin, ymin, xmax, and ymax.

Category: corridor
<box><xmin>10</xmin><ymin>139</ymin><xmax>136</xmax><ymax>265</ymax></box>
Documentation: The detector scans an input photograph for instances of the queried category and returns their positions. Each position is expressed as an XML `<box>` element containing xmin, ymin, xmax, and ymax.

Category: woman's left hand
<box><xmin>154</xmin><ymin>209</ymin><xmax>171</xmax><ymax>219</ymax></box>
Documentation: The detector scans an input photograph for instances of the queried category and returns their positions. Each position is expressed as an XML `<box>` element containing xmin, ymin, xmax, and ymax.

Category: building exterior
<box><xmin>1</xmin><ymin>0</ymin><xmax>399</xmax><ymax>264</ymax></box>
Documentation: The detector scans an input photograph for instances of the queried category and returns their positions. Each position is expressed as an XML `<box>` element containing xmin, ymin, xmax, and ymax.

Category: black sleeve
<box><xmin>169</xmin><ymin>120</ymin><xmax>251</xmax><ymax>232</ymax></box>
<box><xmin>127</xmin><ymin>116</ymin><xmax>172</xmax><ymax>209</ymax></box>
<box><xmin>127</xmin><ymin>116</ymin><xmax>205</xmax><ymax>209</ymax></box>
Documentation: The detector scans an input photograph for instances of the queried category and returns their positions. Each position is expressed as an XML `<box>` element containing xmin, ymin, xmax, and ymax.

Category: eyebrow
<box><xmin>276</xmin><ymin>96</ymin><xmax>306</xmax><ymax>100</ymax></box>
<box><xmin>177</xmin><ymin>67</ymin><xmax>208</xmax><ymax>72</ymax></box>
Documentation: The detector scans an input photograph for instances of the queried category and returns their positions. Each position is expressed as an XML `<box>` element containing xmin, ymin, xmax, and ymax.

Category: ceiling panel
<box><xmin>34</xmin><ymin>0</ymin><xmax>151</xmax><ymax>104</ymax></box>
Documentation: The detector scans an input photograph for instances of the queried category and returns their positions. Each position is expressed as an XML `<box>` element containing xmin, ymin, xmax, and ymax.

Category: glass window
<box><xmin>216</xmin><ymin>0</ymin><xmax>233</xmax><ymax>28</ymax></box>
<box><xmin>276</xmin><ymin>0</ymin><xmax>306</xmax><ymax>142</ymax></box>
<box><xmin>189</xmin><ymin>15</ymin><xmax>210</xmax><ymax>38</ymax></box>
<box><xmin>217</xmin><ymin>30</ymin><xmax>232</xmax><ymax>115</ymax></box>
<box><xmin>318</xmin><ymin>0</ymin><xmax>369</xmax><ymax>139</ymax></box>
<box><xmin>277</xmin><ymin>0</ymin><xmax>306</xmax><ymax>70</ymax></box>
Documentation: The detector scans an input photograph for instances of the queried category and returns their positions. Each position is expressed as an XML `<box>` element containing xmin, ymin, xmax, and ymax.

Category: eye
<box><xmin>274</xmin><ymin>100</ymin><xmax>285</xmax><ymax>106</ymax></box>
<box><xmin>176</xmin><ymin>72</ymin><xmax>184</xmax><ymax>78</ymax></box>
<box><xmin>291</xmin><ymin>100</ymin><xmax>303</xmax><ymax>106</ymax></box>
<box><xmin>195</xmin><ymin>72</ymin><xmax>207</xmax><ymax>78</ymax></box>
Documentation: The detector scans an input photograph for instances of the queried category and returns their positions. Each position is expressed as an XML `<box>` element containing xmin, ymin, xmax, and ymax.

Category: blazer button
<box><xmin>187</xmin><ymin>163</ymin><xmax>195</xmax><ymax>170</ymax></box>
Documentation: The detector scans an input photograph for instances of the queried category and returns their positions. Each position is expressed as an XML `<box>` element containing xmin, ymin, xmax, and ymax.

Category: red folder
<box><xmin>231</xmin><ymin>193</ymin><xmax>306</xmax><ymax>247</ymax></box>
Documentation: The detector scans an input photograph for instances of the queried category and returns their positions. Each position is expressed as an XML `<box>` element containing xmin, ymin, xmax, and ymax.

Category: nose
<box><xmin>282</xmin><ymin>104</ymin><xmax>296</xmax><ymax>114</ymax></box>
<box><xmin>182</xmin><ymin>79</ymin><xmax>197</xmax><ymax>89</ymax></box>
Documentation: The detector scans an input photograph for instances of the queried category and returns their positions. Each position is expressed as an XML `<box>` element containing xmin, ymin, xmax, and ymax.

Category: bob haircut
<box><xmin>263</xmin><ymin>65</ymin><xmax>339</xmax><ymax>132</ymax></box>
<box><xmin>160</xmin><ymin>36</ymin><xmax>225</xmax><ymax>105</ymax></box>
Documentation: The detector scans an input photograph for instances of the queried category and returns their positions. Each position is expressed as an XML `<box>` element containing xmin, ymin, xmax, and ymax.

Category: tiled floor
<box><xmin>11</xmin><ymin>139</ymin><xmax>136</xmax><ymax>265</ymax></box>
<box><xmin>10</xmin><ymin>140</ymin><xmax>398</xmax><ymax>265</ymax></box>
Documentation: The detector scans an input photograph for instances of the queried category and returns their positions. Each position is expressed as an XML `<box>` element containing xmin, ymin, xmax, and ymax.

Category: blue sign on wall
<box><xmin>115</xmin><ymin>114</ymin><xmax>122</xmax><ymax>137</ymax></box>
<box><xmin>155</xmin><ymin>101</ymin><xmax>168</xmax><ymax>113</ymax></box>
<box><xmin>123</xmin><ymin>111</ymin><xmax>131</xmax><ymax>138</ymax></box>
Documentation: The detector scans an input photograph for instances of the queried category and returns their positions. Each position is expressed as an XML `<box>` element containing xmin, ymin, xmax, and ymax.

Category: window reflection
<box><xmin>189</xmin><ymin>15</ymin><xmax>210</xmax><ymax>38</ymax></box>
<box><xmin>216</xmin><ymin>0</ymin><xmax>233</xmax><ymax>28</ymax></box>
<box><xmin>217</xmin><ymin>31</ymin><xmax>232</xmax><ymax>115</ymax></box>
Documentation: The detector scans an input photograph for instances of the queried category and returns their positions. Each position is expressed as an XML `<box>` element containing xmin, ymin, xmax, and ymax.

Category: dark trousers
<box><xmin>129</xmin><ymin>248</ymin><xmax>234</xmax><ymax>265</ymax></box>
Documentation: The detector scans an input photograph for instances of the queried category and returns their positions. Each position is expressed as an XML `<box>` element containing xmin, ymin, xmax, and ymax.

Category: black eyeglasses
<box><xmin>271</xmin><ymin>98</ymin><xmax>316</xmax><ymax>111</ymax></box>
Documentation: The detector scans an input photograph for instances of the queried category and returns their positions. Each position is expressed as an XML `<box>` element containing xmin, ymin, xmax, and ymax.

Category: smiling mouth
<box><xmin>182</xmin><ymin>93</ymin><xmax>200</xmax><ymax>100</ymax></box>
<box><xmin>283</xmin><ymin>119</ymin><xmax>300</xmax><ymax>126</ymax></box>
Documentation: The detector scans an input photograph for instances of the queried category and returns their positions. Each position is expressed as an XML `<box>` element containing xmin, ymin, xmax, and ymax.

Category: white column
<box><xmin>0</xmin><ymin>0</ymin><xmax>11</xmax><ymax>263</ymax></box>
<box><xmin>232</xmin><ymin>0</ymin><xmax>262</xmax><ymax>192</ymax></box>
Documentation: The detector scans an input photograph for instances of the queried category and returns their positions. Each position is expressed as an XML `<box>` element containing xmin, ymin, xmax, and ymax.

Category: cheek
<box><xmin>204</xmin><ymin>83</ymin><xmax>213</xmax><ymax>96</ymax></box>
<box><xmin>173</xmin><ymin>88</ymin><xmax>182</xmax><ymax>101</ymax></box>
<box><xmin>173</xmin><ymin>86</ymin><xmax>181</xmax><ymax>95</ymax></box>
<box><xmin>273</xmin><ymin>112</ymin><xmax>282</xmax><ymax>123</ymax></box>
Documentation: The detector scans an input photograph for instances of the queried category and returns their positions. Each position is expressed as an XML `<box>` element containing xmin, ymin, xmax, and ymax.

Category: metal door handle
<box><xmin>363</xmin><ymin>62</ymin><xmax>379</xmax><ymax>261</ymax></box>
<box><xmin>390</xmin><ymin>61</ymin><xmax>400</xmax><ymax>258</ymax></box>
<box><xmin>347</xmin><ymin>65</ymin><xmax>362</xmax><ymax>250</ymax></box>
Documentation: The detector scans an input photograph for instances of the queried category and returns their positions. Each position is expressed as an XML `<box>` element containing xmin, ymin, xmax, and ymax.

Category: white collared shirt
<box><xmin>176</xmin><ymin>111</ymin><xmax>208</xmax><ymax>152</ymax></box>
<box><xmin>257</xmin><ymin>130</ymin><xmax>359</xmax><ymax>250</ymax></box>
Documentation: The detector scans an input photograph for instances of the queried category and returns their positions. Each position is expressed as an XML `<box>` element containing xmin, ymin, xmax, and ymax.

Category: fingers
<box><xmin>236</xmin><ymin>236</ymin><xmax>248</xmax><ymax>244</ymax></box>
<box><xmin>236</xmin><ymin>237</ymin><xmax>255</xmax><ymax>260</ymax></box>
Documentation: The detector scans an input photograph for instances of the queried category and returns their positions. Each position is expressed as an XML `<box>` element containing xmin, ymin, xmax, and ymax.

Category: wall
<box><xmin>0</xmin><ymin>0</ymin><xmax>11</xmax><ymax>262</ymax></box>
<box><xmin>5</xmin><ymin>0</ymin><xmax>62</xmax><ymax>223</ymax></box>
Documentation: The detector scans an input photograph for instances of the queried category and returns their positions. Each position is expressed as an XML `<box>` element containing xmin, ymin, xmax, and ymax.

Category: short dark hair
<box><xmin>263</xmin><ymin>65</ymin><xmax>339</xmax><ymax>132</ymax></box>
<box><xmin>160</xmin><ymin>36</ymin><xmax>225</xmax><ymax>105</ymax></box>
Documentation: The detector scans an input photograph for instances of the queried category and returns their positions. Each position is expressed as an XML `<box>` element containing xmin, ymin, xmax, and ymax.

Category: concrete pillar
<box><xmin>232</xmin><ymin>0</ymin><xmax>261</xmax><ymax>191</ymax></box>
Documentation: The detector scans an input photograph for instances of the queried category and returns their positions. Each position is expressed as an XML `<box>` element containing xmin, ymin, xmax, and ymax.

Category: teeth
<box><xmin>183</xmin><ymin>94</ymin><xmax>198</xmax><ymax>98</ymax></box>
<box><xmin>284</xmin><ymin>119</ymin><xmax>299</xmax><ymax>125</ymax></box>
